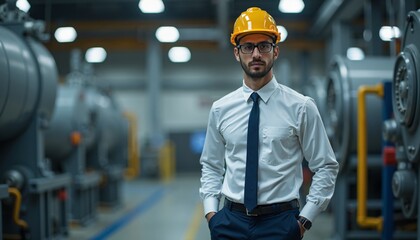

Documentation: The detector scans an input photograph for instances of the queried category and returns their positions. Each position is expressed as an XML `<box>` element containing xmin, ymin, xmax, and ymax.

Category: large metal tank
<box><xmin>85</xmin><ymin>88</ymin><xmax>126</xmax><ymax>166</ymax></box>
<box><xmin>0</xmin><ymin>24</ymin><xmax>57</xmax><ymax>141</ymax></box>
<box><xmin>0</xmin><ymin>4</ymin><xmax>69</xmax><ymax>238</ymax></box>
<box><xmin>324</xmin><ymin>56</ymin><xmax>394</xmax><ymax>169</ymax></box>
<box><xmin>44</xmin><ymin>84</ymin><xmax>92</xmax><ymax>161</ymax></box>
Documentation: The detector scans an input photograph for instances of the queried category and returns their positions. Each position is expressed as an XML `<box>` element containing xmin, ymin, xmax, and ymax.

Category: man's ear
<box><xmin>273</xmin><ymin>46</ymin><xmax>279</xmax><ymax>60</ymax></box>
<box><xmin>234</xmin><ymin>47</ymin><xmax>240</xmax><ymax>62</ymax></box>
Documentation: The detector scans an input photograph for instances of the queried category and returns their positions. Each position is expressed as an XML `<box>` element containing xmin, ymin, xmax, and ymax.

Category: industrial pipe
<box><xmin>357</xmin><ymin>84</ymin><xmax>384</xmax><ymax>231</ymax></box>
<box><xmin>7</xmin><ymin>187</ymin><xmax>28</xmax><ymax>230</ymax></box>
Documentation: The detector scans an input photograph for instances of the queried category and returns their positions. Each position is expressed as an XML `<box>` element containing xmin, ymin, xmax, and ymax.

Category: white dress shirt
<box><xmin>199</xmin><ymin>76</ymin><xmax>339</xmax><ymax>222</ymax></box>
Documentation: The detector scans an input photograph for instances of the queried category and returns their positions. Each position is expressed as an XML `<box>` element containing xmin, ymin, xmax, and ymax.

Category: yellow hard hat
<box><xmin>230</xmin><ymin>7</ymin><xmax>281</xmax><ymax>46</ymax></box>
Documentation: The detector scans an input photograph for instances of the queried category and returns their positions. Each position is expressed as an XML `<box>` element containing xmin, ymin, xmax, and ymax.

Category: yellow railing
<box><xmin>357</xmin><ymin>84</ymin><xmax>384</xmax><ymax>231</ymax></box>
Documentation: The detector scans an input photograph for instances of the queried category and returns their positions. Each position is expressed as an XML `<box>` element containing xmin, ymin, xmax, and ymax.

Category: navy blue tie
<box><xmin>244</xmin><ymin>92</ymin><xmax>260</xmax><ymax>212</ymax></box>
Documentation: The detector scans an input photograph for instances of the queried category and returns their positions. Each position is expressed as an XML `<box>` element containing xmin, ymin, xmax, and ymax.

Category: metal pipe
<box><xmin>357</xmin><ymin>84</ymin><xmax>384</xmax><ymax>231</ymax></box>
<box><xmin>8</xmin><ymin>187</ymin><xmax>29</xmax><ymax>230</ymax></box>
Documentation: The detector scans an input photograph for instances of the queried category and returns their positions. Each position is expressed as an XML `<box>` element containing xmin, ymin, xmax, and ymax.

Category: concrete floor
<box><xmin>68</xmin><ymin>173</ymin><xmax>334</xmax><ymax>240</ymax></box>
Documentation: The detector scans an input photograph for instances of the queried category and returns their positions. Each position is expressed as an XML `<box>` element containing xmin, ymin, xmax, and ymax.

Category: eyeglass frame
<box><xmin>236</xmin><ymin>41</ymin><xmax>277</xmax><ymax>54</ymax></box>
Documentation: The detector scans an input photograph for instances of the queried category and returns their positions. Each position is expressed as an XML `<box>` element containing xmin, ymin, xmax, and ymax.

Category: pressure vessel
<box><xmin>44</xmin><ymin>84</ymin><xmax>92</xmax><ymax>161</ymax></box>
<box><xmin>0</xmin><ymin>25</ymin><xmax>57</xmax><ymax>141</ymax></box>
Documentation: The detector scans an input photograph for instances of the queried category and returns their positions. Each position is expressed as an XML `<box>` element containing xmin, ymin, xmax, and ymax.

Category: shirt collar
<box><xmin>242</xmin><ymin>76</ymin><xmax>278</xmax><ymax>104</ymax></box>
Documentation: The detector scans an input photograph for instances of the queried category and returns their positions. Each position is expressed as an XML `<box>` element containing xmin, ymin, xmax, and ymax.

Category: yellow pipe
<box><xmin>357</xmin><ymin>84</ymin><xmax>384</xmax><ymax>231</ymax></box>
<box><xmin>8</xmin><ymin>187</ymin><xmax>29</xmax><ymax>230</ymax></box>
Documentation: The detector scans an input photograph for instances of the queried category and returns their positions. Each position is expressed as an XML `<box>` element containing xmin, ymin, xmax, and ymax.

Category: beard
<box><xmin>240</xmin><ymin>57</ymin><xmax>274</xmax><ymax>79</ymax></box>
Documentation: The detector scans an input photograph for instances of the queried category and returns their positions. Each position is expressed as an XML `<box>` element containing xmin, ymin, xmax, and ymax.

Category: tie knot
<box><xmin>250</xmin><ymin>92</ymin><xmax>259</xmax><ymax>103</ymax></box>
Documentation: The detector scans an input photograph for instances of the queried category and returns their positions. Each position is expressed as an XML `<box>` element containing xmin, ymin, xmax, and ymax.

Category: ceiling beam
<box><xmin>311</xmin><ymin>0</ymin><xmax>364</xmax><ymax>36</ymax></box>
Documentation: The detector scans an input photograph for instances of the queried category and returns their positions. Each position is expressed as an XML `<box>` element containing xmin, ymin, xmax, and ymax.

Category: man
<box><xmin>199</xmin><ymin>7</ymin><xmax>339</xmax><ymax>240</ymax></box>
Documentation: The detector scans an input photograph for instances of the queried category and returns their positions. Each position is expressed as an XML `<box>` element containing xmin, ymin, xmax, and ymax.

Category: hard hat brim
<box><xmin>231</xmin><ymin>30</ymin><xmax>280</xmax><ymax>46</ymax></box>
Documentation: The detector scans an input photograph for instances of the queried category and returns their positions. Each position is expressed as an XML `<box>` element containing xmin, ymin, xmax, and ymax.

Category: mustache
<box><xmin>249</xmin><ymin>60</ymin><xmax>265</xmax><ymax>66</ymax></box>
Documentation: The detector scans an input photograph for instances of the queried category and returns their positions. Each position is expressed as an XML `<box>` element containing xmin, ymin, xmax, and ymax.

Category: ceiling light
<box><xmin>168</xmin><ymin>47</ymin><xmax>191</xmax><ymax>63</ymax></box>
<box><xmin>156</xmin><ymin>26</ymin><xmax>179</xmax><ymax>43</ymax></box>
<box><xmin>16</xmin><ymin>0</ymin><xmax>30</xmax><ymax>12</ymax></box>
<box><xmin>54</xmin><ymin>27</ymin><xmax>77</xmax><ymax>43</ymax></box>
<box><xmin>278</xmin><ymin>0</ymin><xmax>305</xmax><ymax>13</ymax></box>
<box><xmin>379</xmin><ymin>26</ymin><xmax>401</xmax><ymax>41</ymax></box>
<box><xmin>85</xmin><ymin>47</ymin><xmax>107</xmax><ymax>63</ymax></box>
<box><xmin>138</xmin><ymin>0</ymin><xmax>164</xmax><ymax>13</ymax></box>
<box><xmin>277</xmin><ymin>25</ymin><xmax>288</xmax><ymax>42</ymax></box>
<box><xmin>346</xmin><ymin>47</ymin><xmax>365</xmax><ymax>60</ymax></box>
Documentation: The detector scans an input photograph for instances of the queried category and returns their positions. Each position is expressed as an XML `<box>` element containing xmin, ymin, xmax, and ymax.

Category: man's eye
<box><xmin>243</xmin><ymin>44</ymin><xmax>253</xmax><ymax>51</ymax></box>
<box><xmin>259</xmin><ymin>44</ymin><xmax>270</xmax><ymax>50</ymax></box>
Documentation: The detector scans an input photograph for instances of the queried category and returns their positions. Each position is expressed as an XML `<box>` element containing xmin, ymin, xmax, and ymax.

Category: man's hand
<box><xmin>205</xmin><ymin>212</ymin><xmax>216</xmax><ymax>222</ymax></box>
<box><xmin>297</xmin><ymin>220</ymin><xmax>305</xmax><ymax>237</ymax></box>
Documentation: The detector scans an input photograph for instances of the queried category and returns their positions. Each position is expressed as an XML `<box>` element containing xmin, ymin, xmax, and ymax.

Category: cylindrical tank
<box><xmin>324</xmin><ymin>56</ymin><xmax>394</xmax><ymax>169</ymax></box>
<box><xmin>393</xmin><ymin>10</ymin><xmax>420</xmax><ymax>162</ymax></box>
<box><xmin>85</xmin><ymin>87</ymin><xmax>126</xmax><ymax>165</ymax></box>
<box><xmin>0</xmin><ymin>25</ymin><xmax>57</xmax><ymax>141</ymax></box>
<box><xmin>44</xmin><ymin>84</ymin><xmax>92</xmax><ymax>161</ymax></box>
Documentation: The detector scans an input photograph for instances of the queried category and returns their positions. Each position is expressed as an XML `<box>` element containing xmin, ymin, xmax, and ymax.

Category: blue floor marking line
<box><xmin>89</xmin><ymin>187</ymin><xmax>166</xmax><ymax>240</ymax></box>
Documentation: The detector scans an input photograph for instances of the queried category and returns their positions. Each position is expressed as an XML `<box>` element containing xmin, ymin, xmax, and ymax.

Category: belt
<box><xmin>224</xmin><ymin>199</ymin><xmax>299</xmax><ymax>217</ymax></box>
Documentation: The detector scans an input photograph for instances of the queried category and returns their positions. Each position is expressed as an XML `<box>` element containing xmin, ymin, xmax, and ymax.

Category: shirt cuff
<box><xmin>299</xmin><ymin>201</ymin><xmax>322</xmax><ymax>222</ymax></box>
<box><xmin>203</xmin><ymin>197</ymin><xmax>220</xmax><ymax>216</ymax></box>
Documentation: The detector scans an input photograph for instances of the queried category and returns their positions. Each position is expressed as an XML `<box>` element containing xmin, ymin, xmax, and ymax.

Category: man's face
<box><xmin>234</xmin><ymin>34</ymin><xmax>279</xmax><ymax>79</ymax></box>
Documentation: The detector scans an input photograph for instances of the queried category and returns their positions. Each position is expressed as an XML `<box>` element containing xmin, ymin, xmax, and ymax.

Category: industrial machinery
<box><xmin>384</xmin><ymin>9</ymin><xmax>420</xmax><ymax>239</ymax></box>
<box><xmin>85</xmin><ymin>79</ymin><xmax>129</xmax><ymax>208</ymax></box>
<box><xmin>324</xmin><ymin>56</ymin><xmax>395</xmax><ymax>169</ymax></box>
<box><xmin>44</xmin><ymin>50</ymin><xmax>102</xmax><ymax>226</ymax></box>
<box><xmin>0</xmin><ymin>2</ymin><xmax>71</xmax><ymax>239</ymax></box>
<box><xmin>324</xmin><ymin>56</ymin><xmax>396</xmax><ymax>239</ymax></box>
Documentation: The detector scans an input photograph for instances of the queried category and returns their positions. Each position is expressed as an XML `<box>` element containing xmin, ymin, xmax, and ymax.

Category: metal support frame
<box><xmin>60</xmin><ymin>145</ymin><xmax>101</xmax><ymax>226</ymax></box>
<box><xmin>27</xmin><ymin>174</ymin><xmax>72</xmax><ymax>239</ymax></box>
<box><xmin>333</xmin><ymin>154</ymin><xmax>417</xmax><ymax>239</ymax></box>
<box><xmin>0</xmin><ymin>116</ymin><xmax>71</xmax><ymax>239</ymax></box>
<box><xmin>99</xmin><ymin>167</ymin><xmax>124</xmax><ymax>208</ymax></box>
<box><xmin>86</xmin><ymin>132</ymin><xmax>125</xmax><ymax>209</ymax></box>
<box><xmin>0</xmin><ymin>184</ymin><xmax>9</xmax><ymax>240</ymax></box>
<box><xmin>332</xmin><ymin>154</ymin><xmax>384</xmax><ymax>239</ymax></box>
<box><xmin>72</xmin><ymin>172</ymin><xmax>101</xmax><ymax>225</ymax></box>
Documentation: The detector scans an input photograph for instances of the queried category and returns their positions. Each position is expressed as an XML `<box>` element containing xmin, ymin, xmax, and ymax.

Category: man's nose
<box><xmin>251</xmin><ymin>46</ymin><xmax>262</xmax><ymax>58</ymax></box>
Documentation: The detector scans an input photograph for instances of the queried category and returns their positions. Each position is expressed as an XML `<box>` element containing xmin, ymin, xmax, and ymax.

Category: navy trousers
<box><xmin>208</xmin><ymin>206</ymin><xmax>301</xmax><ymax>240</ymax></box>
